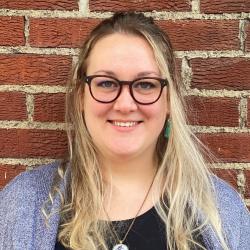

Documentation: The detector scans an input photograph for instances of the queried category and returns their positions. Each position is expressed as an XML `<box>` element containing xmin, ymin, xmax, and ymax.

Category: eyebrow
<box><xmin>92</xmin><ymin>70</ymin><xmax>160</xmax><ymax>77</ymax></box>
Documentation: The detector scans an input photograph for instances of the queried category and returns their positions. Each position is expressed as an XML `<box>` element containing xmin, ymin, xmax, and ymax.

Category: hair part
<box><xmin>43</xmin><ymin>12</ymin><xmax>229</xmax><ymax>250</ymax></box>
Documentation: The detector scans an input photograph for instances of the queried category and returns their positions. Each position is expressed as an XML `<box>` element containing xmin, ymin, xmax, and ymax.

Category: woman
<box><xmin>0</xmin><ymin>12</ymin><xmax>249</xmax><ymax>250</ymax></box>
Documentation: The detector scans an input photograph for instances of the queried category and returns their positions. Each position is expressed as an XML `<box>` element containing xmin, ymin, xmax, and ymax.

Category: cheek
<box><xmin>142</xmin><ymin>98</ymin><xmax>169</xmax><ymax>124</ymax></box>
<box><xmin>83</xmin><ymin>91</ymin><xmax>111</xmax><ymax>126</ymax></box>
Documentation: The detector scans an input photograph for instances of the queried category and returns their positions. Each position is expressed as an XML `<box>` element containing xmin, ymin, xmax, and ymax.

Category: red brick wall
<box><xmin>0</xmin><ymin>0</ymin><xmax>249</xmax><ymax>208</ymax></box>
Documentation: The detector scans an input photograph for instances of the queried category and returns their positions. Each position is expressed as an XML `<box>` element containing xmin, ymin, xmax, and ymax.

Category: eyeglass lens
<box><xmin>89</xmin><ymin>76</ymin><xmax>162</xmax><ymax>104</ymax></box>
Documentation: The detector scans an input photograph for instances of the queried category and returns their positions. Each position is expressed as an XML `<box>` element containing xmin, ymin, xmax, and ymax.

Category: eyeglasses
<box><xmin>83</xmin><ymin>75</ymin><xmax>168</xmax><ymax>105</ymax></box>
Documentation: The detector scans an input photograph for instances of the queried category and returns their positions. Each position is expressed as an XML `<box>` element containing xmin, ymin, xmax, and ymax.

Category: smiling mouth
<box><xmin>108</xmin><ymin>120</ymin><xmax>142</xmax><ymax>127</ymax></box>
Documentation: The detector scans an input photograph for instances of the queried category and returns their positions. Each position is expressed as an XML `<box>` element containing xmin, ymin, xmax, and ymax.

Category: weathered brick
<box><xmin>211</xmin><ymin>168</ymin><xmax>238</xmax><ymax>190</ymax></box>
<box><xmin>0</xmin><ymin>0</ymin><xmax>78</xmax><ymax>10</ymax></box>
<box><xmin>29</xmin><ymin>18</ymin><xmax>100</xmax><ymax>48</ymax></box>
<box><xmin>29</xmin><ymin>19</ymin><xmax>239</xmax><ymax>51</ymax></box>
<box><xmin>201</xmin><ymin>0</ymin><xmax>250</xmax><ymax>14</ymax></box>
<box><xmin>246</xmin><ymin>21</ymin><xmax>250</xmax><ymax>52</ymax></box>
<box><xmin>0</xmin><ymin>129</ymin><xmax>68</xmax><ymax>158</ymax></box>
<box><xmin>89</xmin><ymin>0</ymin><xmax>191</xmax><ymax>12</ymax></box>
<box><xmin>0</xmin><ymin>92</ymin><xmax>27</xmax><ymax>120</ymax></box>
<box><xmin>198</xmin><ymin>133</ymin><xmax>250</xmax><ymax>163</ymax></box>
<box><xmin>0</xmin><ymin>16</ymin><xmax>25</xmax><ymax>46</ymax></box>
<box><xmin>0</xmin><ymin>164</ymin><xmax>26</xmax><ymax>189</ymax></box>
<box><xmin>248</xmin><ymin>99</ymin><xmax>250</xmax><ymax>127</ymax></box>
<box><xmin>34</xmin><ymin>93</ymin><xmax>65</xmax><ymax>122</ymax></box>
<box><xmin>157</xmin><ymin>20</ymin><xmax>239</xmax><ymax>51</ymax></box>
<box><xmin>190</xmin><ymin>58</ymin><xmax>250</xmax><ymax>90</ymax></box>
<box><xmin>244</xmin><ymin>170</ymin><xmax>250</xmax><ymax>199</ymax></box>
<box><xmin>187</xmin><ymin>96</ymin><xmax>239</xmax><ymax>127</ymax></box>
<box><xmin>0</xmin><ymin>55</ymin><xmax>72</xmax><ymax>85</ymax></box>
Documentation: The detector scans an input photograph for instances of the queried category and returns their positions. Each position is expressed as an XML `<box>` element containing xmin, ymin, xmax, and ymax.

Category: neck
<box><xmin>99</xmin><ymin>153</ymin><xmax>159</xmax><ymax>220</ymax></box>
<box><xmin>100</xmin><ymin>152</ymin><xmax>158</xmax><ymax>187</ymax></box>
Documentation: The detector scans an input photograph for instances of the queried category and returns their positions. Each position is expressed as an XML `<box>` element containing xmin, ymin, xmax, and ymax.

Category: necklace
<box><xmin>104</xmin><ymin>172</ymin><xmax>157</xmax><ymax>250</ymax></box>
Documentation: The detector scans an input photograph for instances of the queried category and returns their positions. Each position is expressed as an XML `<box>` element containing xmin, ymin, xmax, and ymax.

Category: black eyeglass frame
<box><xmin>83</xmin><ymin>75</ymin><xmax>168</xmax><ymax>105</ymax></box>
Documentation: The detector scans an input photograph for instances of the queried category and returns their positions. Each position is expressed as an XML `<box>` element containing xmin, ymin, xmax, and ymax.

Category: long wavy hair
<box><xmin>43</xmin><ymin>12</ymin><xmax>229</xmax><ymax>250</ymax></box>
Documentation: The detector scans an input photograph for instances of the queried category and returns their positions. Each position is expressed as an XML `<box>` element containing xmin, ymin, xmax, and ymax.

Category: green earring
<box><xmin>164</xmin><ymin>120</ymin><xmax>171</xmax><ymax>139</ymax></box>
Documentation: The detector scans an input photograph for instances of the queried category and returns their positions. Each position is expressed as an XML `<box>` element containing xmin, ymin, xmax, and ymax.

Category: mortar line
<box><xmin>211</xmin><ymin>163</ymin><xmax>250</xmax><ymax>170</ymax></box>
<box><xmin>0</xmin><ymin>120</ymin><xmax>66</xmax><ymax>130</ymax></box>
<box><xmin>78</xmin><ymin>0</ymin><xmax>89</xmax><ymax>16</ymax></box>
<box><xmin>26</xmin><ymin>94</ymin><xmax>34</xmax><ymax>122</ymax></box>
<box><xmin>0</xmin><ymin>46</ymin><xmax>79</xmax><ymax>55</ymax></box>
<box><xmin>0</xmin><ymin>86</ymin><xmax>250</xmax><ymax>101</ymax></box>
<box><xmin>0</xmin><ymin>158</ymin><xmax>58</xmax><ymax>166</ymax></box>
<box><xmin>185</xmin><ymin>88</ymin><xmax>250</xmax><ymax>98</ymax></box>
<box><xmin>24</xmin><ymin>15</ymin><xmax>30</xmax><ymax>46</ymax></box>
<box><xmin>1</xmin><ymin>46</ymin><xmax>250</xmax><ymax>58</ymax></box>
<box><xmin>1</xmin><ymin>84</ymin><xmax>250</xmax><ymax>97</ymax></box>
<box><xmin>0</xmin><ymin>85</ymin><xmax>66</xmax><ymax>94</ymax></box>
<box><xmin>239</xmin><ymin>97</ymin><xmax>248</xmax><ymax>129</ymax></box>
<box><xmin>1</xmin><ymin>158</ymin><xmax>250</xmax><ymax>169</ymax></box>
<box><xmin>245</xmin><ymin>199</ymin><xmax>250</xmax><ymax>206</ymax></box>
<box><xmin>191</xmin><ymin>0</ymin><xmax>200</xmax><ymax>14</ymax></box>
<box><xmin>2</xmin><ymin>46</ymin><xmax>250</xmax><ymax>58</ymax></box>
<box><xmin>190</xmin><ymin>125</ymin><xmax>250</xmax><ymax>133</ymax></box>
<box><xmin>1</xmin><ymin>120</ymin><xmax>250</xmax><ymax>133</ymax></box>
<box><xmin>175</xmin><ymin>50</ymin><xmax>250</xmax><ymax>58</ymax></box>
<box><xmin>239</xmin><ymin>19</ymin><xmax>247</xmax><ymax>52</ymax></box>
<box><xmin>0</xmin><ymin>9</ymin><xmax>250</xmax><ymax>20</ymax></box>
<box><xmin>181</xmin><ymin>57</ymin><xmax>192</xmax><ymax>90</ymax></box>
<box><xmin>237</xmin><ymin>169</ymin><xmax>246</xmax><ymax>195</ymax></box>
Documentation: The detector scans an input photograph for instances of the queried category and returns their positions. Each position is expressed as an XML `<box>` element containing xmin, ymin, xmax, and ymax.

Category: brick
<box><xmin>157</xmin><ymin>20</ymin><xmax>239</xmax><ymax>51</ymax></box>
<box><xmin>175</xmin><ymin>58</ymin><xmax>182</xmax><ymax>78</ymax></box>
<box><xmin>0</xmin><ymin>129</ymin><xmax>67</xmax><ymax>158</ymax></box>
<box><xmin>0</xmin><ymin>55</ymin><xmax>72</xmax><ymax>85</ymax></box>
<box><xmin>29</xmin><ymin>19</ymin><xmax>239</xmax><ymax>51</ymax></box>
<box><xmin>89</xmin><ymin>0</ymin><xmax>191</xmax><ymax>12</ymax></box>
<box><xmin>198</xmin><ymin>133</ymin><xmax>250</xmax><ymax>163</ymax></box>
<box><xmin>34</xmin><ymin>93</ymin><xmax>65</xmax><ymax>122</ymax></box>
<box><xmin>0</xmin><ymin>0</ymin><xmax>78</xmax><ymax>10</ymax></box>
<box><xmin>29</xmin><ymin>18</ymin><xmax>100</xmax><ymax>48</ymax></box>
<box><xmin>0</xmin><ymin>92</ymin><xmax>27</xmax><ymax>120</ymax></box>
<box><xmin>190</xmin><ymin>58</ymin><xmax>250</xmax><ymax>90</ymax></box>
<box><xmin>244</xmin><ymin>170</ymin><xmax>250</xmax><ymax>199</ymax></box>
<box><xmin>248</xmin><ymin>99</ymin><xmax>250</xmax><ymax>127</ymax></box>
<box><xmin>187</xmin><ymin>96</ymin><xmax>239</xmax><ymax>127</ymax></box>
<box><xmin>201</xmin><ymin>0</ymin><xmax>250</xmax><ymax>14</ymax></box>
<box><xmin>211</xmin><ymin>168</ymin><xmax>238</xmax><ymax>190</ymax></box>
<box><xmin>0</xmin><ymin>164</ymin><xmax>26</xmax><ymax>189</ymax></box>
<box><xmin>246</xmin><ymin>21</ymin><xmax>250</xmax><ymax>52</ymax></box>
<box><xmin>0</xmin><ymin>16</ymin><xmax>25</xmax><ymax>46</ymax></box>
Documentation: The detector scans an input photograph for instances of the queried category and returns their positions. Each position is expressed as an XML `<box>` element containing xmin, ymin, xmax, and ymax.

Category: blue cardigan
<box><xmin>0</xmin><ymin>162</ymin><xmax>249</xmax><ymax>250</ymax></box>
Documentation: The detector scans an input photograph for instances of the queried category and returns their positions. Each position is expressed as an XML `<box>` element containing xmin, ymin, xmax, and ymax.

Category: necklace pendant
<box><xmin>112</xmin><ymin>243</ymin><xmax>129</xmax><ymax>250</ymax></box>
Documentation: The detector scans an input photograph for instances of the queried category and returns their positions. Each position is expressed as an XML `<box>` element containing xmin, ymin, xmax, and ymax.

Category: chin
<box><xmin>107</xmin><ymin>145</ymin><xmax>146</xmax><ymax>160</ymax></box>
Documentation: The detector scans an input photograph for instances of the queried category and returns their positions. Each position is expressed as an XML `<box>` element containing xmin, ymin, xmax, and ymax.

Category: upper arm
<box><xmin>237</xmin><ymin>202</ymin><xmax>250</xmax><ymax>250</ymax></box>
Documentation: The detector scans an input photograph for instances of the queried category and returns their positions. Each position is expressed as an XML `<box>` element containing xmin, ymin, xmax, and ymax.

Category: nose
<box><xmin>113</xmin><ymin>85</ymin><xmax>138</xmax><ymax>113</ymax></box>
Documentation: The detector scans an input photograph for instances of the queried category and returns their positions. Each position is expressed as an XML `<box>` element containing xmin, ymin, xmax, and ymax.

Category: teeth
<box><xmin>113</xmin><ymin>121</ymin><xmax>138</xmax><ymax>127</ymax></box>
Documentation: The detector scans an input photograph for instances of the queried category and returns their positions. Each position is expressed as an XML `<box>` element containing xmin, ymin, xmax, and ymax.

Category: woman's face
<box><xmin>83</xmin><ymin>33</ymin><xmax>169</xmax><ymax>160</ymax></box>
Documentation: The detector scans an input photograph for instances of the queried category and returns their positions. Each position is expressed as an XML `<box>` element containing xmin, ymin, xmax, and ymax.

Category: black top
<box><xmin>55</xmin><ymin>207</ymin><xmax>205</xmax><ymax>250</ymax></box>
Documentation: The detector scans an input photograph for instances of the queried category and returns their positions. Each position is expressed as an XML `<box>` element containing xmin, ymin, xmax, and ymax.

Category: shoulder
<box><xmin>211</xmin><ymin>175</ymin><xmax>247</xmax><ymax>214</ymax></box>
<box><xmin>211</xmin><ymin>175</ymin><xmax>250</xmax><ymax>248</ymax></box>
<box><xmin>0</xmin><ymin>161</ymin><xmax>61</xmax><ymax>209</ymax></box>
<box><xmin>0</xmin><ymin>161</ymin><xmax>64</xmax><ymax>247</ymax></box>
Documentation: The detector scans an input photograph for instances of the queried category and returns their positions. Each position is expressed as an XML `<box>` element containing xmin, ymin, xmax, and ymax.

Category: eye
<box><xmin>134</xmin><ymin>81</ymin><xmax>157</xmax><ymax>89</ymax></box>
<box><xmin>96</xmin><ymin>80</ymin><xmax>118</xmax><ymax>88</ymax></box>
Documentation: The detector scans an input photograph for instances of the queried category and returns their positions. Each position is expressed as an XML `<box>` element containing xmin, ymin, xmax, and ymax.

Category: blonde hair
<box><xmin>43</xmin><ymin>12</ymin><xmax>229</xmax><ymax>250</ymax></box>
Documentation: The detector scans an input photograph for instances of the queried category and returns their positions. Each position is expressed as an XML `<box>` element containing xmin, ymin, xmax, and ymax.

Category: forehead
<box><xmin>86</xmin><ymin>33</ymin><xmax>160</xmax><ymax>76</ymax></box>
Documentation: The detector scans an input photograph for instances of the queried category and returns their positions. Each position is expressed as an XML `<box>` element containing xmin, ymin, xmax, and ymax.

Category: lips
<box><xmin>108</xmin><ymin>120</ymin><xmax>142</xmax><ymax>127</ymax></box>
